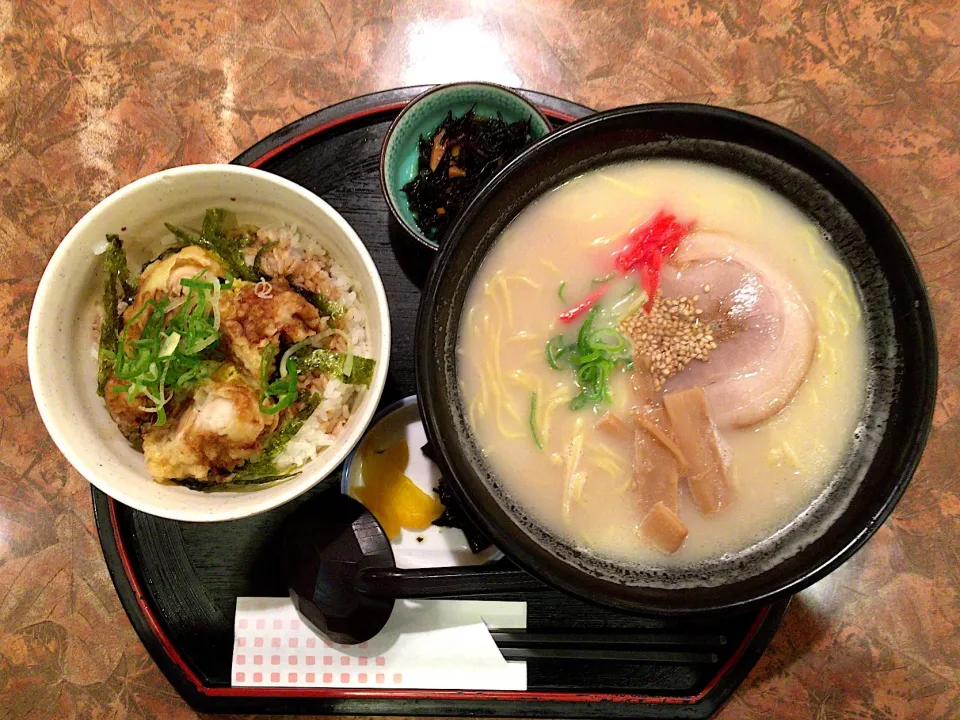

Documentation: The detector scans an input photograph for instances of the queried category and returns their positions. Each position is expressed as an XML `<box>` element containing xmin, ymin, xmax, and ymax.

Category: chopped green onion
<box><xmin>259</xmin><ymin>342</ymin><xmax>300</xmax><ymax>414</ymax></box>
<box><xmin>210</xmin><ymin>275</ymin><xmax>221</xmax><ymax>331</ymax></box>
<box><xmin>279</xmin><ymin>339</ymin><xmax>312</xmax><ymax>378</ymax></box>
<box><xmin>329</xmin><ymin>329</ymin><xmax>355</xmax><ymax>376</ymax></box>
<box><xmin>608</xmin><ymin>282</ymin><xmax>647</xmax><ymax>321</ymax></box>
<box><xmin>179</xmin><ymin>277</ymin><xmax>215</xmax><ymax>291</ymax></box>
<box><xmin>260</xmin><ymin>342</ymin><xmax>277</xmax><ymax>388</ymax></box>
<box><xmin>109</xmin><ymin>268</ymin><xmax>223</xmax><ymax>424</ymax></box>
<box><xmin>159</xmin><ymin>332</ymin><xmax>181</xmax><ymax>358</ymax></box>
<box><xmin>261</xmin><ymin>362</ymin><xmax>299</xmax><ymax>414</ymax></box>
<box><xmin>557</xmin><ymin>280</ymin><xmax>566</xmax><ymax>302</ymax></box>
<box><xmin>577</xmin><ymin>306</ymin><xmax>598</xmax><ymax>352</ymax></box>
<box><xmin>587</xmin><ymin>327</ymin><xmax>626</xmax><ymax>352</ymax></box>
<box><xmin>545</xmin><ymin>335</ymin><xmax>566</xmax><ymax>369</ymax></box>
<box><xmin>592</xmin><ymin>273</ymin><xmax>615</xmax><ymax>284</ymax></box>
<box><xmin>529</xmin><ymin>391</ymin><xmax>543</xmax><ymax>449</ymax></box>
<box><xmin>566</xmin><ymin>346</ymin><xmax>602</xmax><ymax>365</ymax></box>
<box><xmin>184</xmin><ymin>333</ymin><xmax>218</xmax><ymax>355</ymax></box>
<box><xmin>543</xmin><ymin>304</ymin><xmax>632</xmax><ymax>412</ymax></box>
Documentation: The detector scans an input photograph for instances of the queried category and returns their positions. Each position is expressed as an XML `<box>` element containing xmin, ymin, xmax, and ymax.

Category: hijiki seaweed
<box><xmin>402</xmin><ymin>109</ymin><xmax>533</xmax><ymax>242</ymax></box>
<box><xmin>421</xmin><ymin>441</ymin><xmax>492</xmax><ymax>553</ymax></box>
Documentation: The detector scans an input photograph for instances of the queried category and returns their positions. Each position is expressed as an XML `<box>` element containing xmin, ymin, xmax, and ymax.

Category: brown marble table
<box><xmin>2</xmin><ymin>1</ymin><xmax>957</xmax><ymax>718</ymax></box>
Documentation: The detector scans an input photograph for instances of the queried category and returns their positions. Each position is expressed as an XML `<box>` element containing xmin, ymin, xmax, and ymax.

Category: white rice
<box><xmin>251</xmin><ymin>223</ymin><xmax>370</xmax><ymax>469</ymax></box>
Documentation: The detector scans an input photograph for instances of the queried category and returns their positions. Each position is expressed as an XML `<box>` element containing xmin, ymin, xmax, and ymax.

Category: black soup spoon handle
<box><xmin>355</xmin><ymin>564</ymin><xmax>547</xmax><ymax>599</ymax></box>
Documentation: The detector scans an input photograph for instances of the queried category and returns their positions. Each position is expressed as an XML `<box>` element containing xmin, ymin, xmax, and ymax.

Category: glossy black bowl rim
<box><xmin>378</xmin><ymin>81</ymin><xmax>553</xmax><ymax>251</ymax></box>
<box><xmin>415</xmin><ymin>102</ymin><xmax>938</xmax><ymax>615</ymax></box>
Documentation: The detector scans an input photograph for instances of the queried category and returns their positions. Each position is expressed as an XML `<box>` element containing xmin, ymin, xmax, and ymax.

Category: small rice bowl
<box><xmin>30</xmin><ymin>163</ymin><xmax>389</xmax><ymax>521</ymax></box>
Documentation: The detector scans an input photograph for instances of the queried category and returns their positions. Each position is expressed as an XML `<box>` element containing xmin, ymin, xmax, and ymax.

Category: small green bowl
<box><xmin>380</xmin><ymin>82</ymin><xmax>552</xmax><ymax>250</ymax></box>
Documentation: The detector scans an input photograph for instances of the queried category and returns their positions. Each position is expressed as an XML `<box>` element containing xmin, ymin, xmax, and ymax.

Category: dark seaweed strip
<box><xmin>294</xmin><ymin>347</ymin><xmax>375</xmax><ymax>386</ymax></box>
<box><xmin>201</xmin><ymin>208</ymin><xmax>258</xmax><ymax>281</ymax></box>
<box><xmin>163</xmin><ymin>209</ymin><xmax>258</xmax><ymax>281</ymax></box>
<box><xmin>97</xmin><ymin>234</ymin><xmax>130</xmax><ymax>395</ymax></box>
<box><xmin>170</xmin><ymin>471</ymin><xmax>299</xmax><ymax>492</ymax></box>
<box><xmin>252</xmin><ymin>241</ymin><xmax>279</xmax><ymax>280</ymax></box>
<box><xmin>228</xmin><ymin>392</ymin><xmax>322</xmax><ymax>484</ymax></box>
<box><xmin>288</xmin><ymin>282</ymin><xmax>347</xmax><ymax>322</ymax></box>
<box><xmin>109</xmin><ymin>234</ymin><xmax>136</xmax><ymax>303</ymax></box>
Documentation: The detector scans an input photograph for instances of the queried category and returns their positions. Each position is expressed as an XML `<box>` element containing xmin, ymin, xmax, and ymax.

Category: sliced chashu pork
<box><xmin>658</xmin><ymin>232</ymin><xmax>816</xmax><ymax>429</ymax></box>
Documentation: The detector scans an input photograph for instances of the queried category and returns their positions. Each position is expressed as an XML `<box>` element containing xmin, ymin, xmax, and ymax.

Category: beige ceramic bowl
<box><xmin>28</xmin><ymin>164</ymin><xmax>390</xmax><ymax>522</ymax></box>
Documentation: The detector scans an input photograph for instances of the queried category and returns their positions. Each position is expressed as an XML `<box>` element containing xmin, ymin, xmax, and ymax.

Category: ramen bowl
<box><xmin>415</xmin><ymin>103</ymin><xmax>937</xmax><ymax>614</ymax></box>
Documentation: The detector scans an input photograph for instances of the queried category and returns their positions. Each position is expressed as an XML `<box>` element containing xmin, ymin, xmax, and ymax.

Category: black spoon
<box><xmin>283</xmin><ymin>490</ymin><xmax>545</xmax><ymax>645</ymax></box>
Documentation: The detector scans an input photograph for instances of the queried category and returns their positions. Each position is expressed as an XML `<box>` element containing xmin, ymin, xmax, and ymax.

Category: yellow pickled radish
<box><xmin>362</xmin><ymin>437</ymin><xmax>409</xmax><ymax>479</ymax></box>
<box><xmin>353</xmin><ymin>438</ymin><xmax>444</xmax><ymax>541</ymax></box>
<box><xmin>354</xmin><ymin>483</ymin><xmax>403</xmax><ymax>539</ymax></box>
<box><xmin>390</xmin><ymin>475</ymin><xmax>445</xmax><ymax>531</ymax></box>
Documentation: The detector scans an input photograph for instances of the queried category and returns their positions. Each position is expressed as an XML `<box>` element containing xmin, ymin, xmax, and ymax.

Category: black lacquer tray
<box><xmin>92</xmin><ymin>86</ymin><xmax>789</xmax><ymax>718</ymax></box>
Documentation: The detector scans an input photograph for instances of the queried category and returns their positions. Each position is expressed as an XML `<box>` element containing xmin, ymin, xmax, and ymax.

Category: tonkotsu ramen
<box><xmin>457</xmin><ymin>160</ymin><xmax>866</xmax><ymax>564</ymax></box>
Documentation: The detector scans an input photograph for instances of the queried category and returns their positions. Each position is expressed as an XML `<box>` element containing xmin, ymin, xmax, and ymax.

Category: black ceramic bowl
<box><xmin>415</xmin><ymin>103</ymin><xmax>937</xmax><ymax>615</ymax></box>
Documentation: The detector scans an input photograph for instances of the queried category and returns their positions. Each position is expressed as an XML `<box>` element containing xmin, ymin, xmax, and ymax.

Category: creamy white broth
<box><xmin>457</xmin><ymin>159</ymin><xmax>866</xmax><ymax>565</ymax></box>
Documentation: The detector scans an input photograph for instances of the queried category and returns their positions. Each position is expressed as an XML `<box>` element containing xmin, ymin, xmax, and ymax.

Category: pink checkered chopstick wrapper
<box><xmin>232</xmin><ymin>597</ymin><xmax>527</xmax><ymax>690</ymax></box>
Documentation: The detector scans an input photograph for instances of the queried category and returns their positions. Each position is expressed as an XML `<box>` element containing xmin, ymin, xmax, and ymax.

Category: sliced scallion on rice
<box><xmin>259</xmin><ymin>343</ymin><xmax>300</xmax><ymax>414</ymax></box>
<box><xmin>110</xmin><ymin>271</ymin><xmax>223</xmax><ymax>424</ymax></box>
